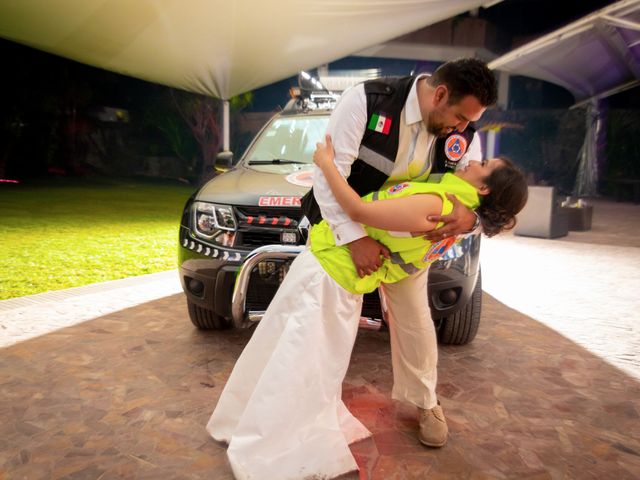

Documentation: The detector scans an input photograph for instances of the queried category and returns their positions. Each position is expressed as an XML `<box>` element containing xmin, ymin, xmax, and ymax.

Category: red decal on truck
<box><xmin>285</xmin><ymin>171</ymin><xmax>314</xmax><ymax>187</ymax></box>
<box><xmin>258</xmin><ymin>196</ymin><xmax>302</xmax><ymax>207</ymax></box>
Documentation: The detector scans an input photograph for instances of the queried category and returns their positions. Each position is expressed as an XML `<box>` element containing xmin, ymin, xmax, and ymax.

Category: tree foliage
<box><xmin>0</xmin><ymin>39</ymin><xmax>255</xmax><ymax>183</ymax></box>
<box><xmin>171</xmin><ymin>90</ymin><xmax>222</xmax><ymax>182</ymax></box>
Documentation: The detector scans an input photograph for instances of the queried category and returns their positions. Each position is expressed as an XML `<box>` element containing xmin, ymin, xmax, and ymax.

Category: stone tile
<box><xmin>1</xmin><ymin>199</ymin><xmax>640</xmax><ymax>478</ymax></box>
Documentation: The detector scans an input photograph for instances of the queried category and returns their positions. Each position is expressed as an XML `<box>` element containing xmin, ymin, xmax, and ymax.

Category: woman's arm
<box><xmin>313</xmin><ymin>135</ymin><xmax>443</xmax><ymax>232</ymax></box>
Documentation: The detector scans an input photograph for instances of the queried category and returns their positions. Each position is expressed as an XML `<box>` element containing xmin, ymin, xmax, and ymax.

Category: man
<box><xmin>302</xmin><ymin>58</ymin><xmax>498</xmax><ymax>447</ymax></box>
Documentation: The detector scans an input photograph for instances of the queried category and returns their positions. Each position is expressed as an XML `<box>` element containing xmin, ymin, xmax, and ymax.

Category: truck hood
<box><xmin>195</xmin><ymin>164</ymin><xmax>313</xmax><ymax>206</ymax></box>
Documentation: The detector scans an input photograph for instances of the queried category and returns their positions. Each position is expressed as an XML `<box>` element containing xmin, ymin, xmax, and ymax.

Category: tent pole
<box><xmin>486</xmin><ymin>130</ymin><xmax>497</xmax><ymax>158</ymax></box>
<box><xmin>223</xmin><ymin>100</ymin><xmax>230</xmax><ymax>151</ymax></box>
<box><xmin>497</xmin><ymin>71</ymin><xmax>510</xmax><ymax>109</ymax></box>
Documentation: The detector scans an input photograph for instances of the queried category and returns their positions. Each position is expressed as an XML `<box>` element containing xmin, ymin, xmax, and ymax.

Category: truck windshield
<box><xmin>244</xmin><ymin>116</ymin><xmax>330</xmax><ymax>165</ymax></box>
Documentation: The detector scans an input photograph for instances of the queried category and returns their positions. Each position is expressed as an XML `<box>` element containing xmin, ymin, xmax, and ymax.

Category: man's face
<box><xmin>426</xmin><ymin>87</ymin><xmax>486</xmax><ymax>137</ymax></box>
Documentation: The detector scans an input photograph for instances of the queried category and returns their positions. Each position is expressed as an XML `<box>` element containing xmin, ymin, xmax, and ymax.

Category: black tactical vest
<box><xmin>302</xmin><ymin>76</ymin><xmax>476</xmax><ymax>225</ymax></box>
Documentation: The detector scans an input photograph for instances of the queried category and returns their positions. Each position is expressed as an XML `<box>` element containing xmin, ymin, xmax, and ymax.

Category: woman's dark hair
<box><xmin>429</xmin><ymin>58</ymin><xmax>498</xmax><ymax>107</ymax></box>
<box><xmin>477</xmin><ymin>156</ymin><xmax>528</xmax><ymax>237</ymax></box>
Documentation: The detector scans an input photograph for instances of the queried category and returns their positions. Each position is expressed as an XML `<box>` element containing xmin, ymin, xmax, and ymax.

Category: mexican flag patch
<box><xmin>367</xmin><ymin>113</ymin><xmax>392</xmax><ymax>134</ymax></box>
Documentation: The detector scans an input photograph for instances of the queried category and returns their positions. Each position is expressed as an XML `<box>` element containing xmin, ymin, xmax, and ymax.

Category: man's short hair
<box><xmin>430</xmin><ymin>58</ymin><xmax>498</xmax><ymax>107</ymax></box>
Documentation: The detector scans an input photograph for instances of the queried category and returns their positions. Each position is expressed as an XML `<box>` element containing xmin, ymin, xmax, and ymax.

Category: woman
<box><xmin>207</xmin><ymin>135</ymin><xmax>528</xmax><ymax>480</ymax></box>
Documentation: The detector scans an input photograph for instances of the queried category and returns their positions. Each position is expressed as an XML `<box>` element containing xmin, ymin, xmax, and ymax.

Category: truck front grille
<box><xmin>236</xmin><ymin>206</ymin><xmax>301</xmax><ymax>227</ymax></box>
<box><xmin>240</xmin><ymin>231</ymin><xmax>283</xmax><ymax>247</ymax></box>
<box><xmin>246</xmin><ymin>278</ymin><xmax>281</xmax><ymax>311</ymax></box>
<box><xmin>362</xmin><ymin>291</ymin><xmax>383</xmax><ymax>318</ymax></box>
<box><xmin>244</xmin><ymin>262</ymin><xmax>384</xmax><ymax>320</ymax></box>
<box><xmin>245</xmin><ymin>260</ymin><xmax>292</xmax><ymax>311</ymax></box>
<box><xmin>235</xmin><ymin>206</ymin><xmax>306</xmax><ymax>248</ymax></box>
<box><xmin>235</xmin><ymin>205</ymin><xmax>383</xmax><ymax>320</ymax></box>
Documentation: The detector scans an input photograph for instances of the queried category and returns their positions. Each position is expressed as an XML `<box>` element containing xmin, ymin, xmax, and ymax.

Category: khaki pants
<box><xmin>381</xmin><ymin>266</ymin><xmax>439</xmax><ymax>410</ymax></box>
<box><xmin>305</xmin><ymin>234</ymin><xmax>439</xmax><ymax>410</ymax></box>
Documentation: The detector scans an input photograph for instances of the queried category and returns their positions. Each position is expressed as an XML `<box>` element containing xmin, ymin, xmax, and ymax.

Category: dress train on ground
<box><xmin>207</xmin><ymin>250</ymin><xmax>370</xmax><ymax>480</ymax></box>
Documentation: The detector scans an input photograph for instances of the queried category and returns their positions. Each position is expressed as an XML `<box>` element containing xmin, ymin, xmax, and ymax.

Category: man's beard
<box><xmin>426</xmin><ymin>111</ymin><xmax>453</xmax><ymax>138</ymax></box>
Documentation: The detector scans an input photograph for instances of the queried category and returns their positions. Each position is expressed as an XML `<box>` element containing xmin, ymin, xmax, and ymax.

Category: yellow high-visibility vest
<box><xmin>310</xmin><ymin>173</ymin><xmax>480</xmax><ymax>294</ymax></box>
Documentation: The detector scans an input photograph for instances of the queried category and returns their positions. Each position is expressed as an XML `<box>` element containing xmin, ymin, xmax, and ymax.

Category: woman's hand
<box><xmin>313</xmin><ymin>134</ymin><xmax>335</xmax><ymax>171</ymax></box>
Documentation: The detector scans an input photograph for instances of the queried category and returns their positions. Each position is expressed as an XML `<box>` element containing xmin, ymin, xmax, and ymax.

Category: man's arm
<box><xmin>312</xmin><ymin>84</ymin><xmax>368</xmax><ymax>245</ymax></box>
<box><xmin>312</xmin><ymin>84</ymin><xmax>390</xmax><ymax>278</ymax></box>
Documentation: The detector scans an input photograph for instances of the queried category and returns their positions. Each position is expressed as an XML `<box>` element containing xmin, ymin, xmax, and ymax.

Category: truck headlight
<box><xmin>193</xmin><ymin>202</ymin><xmax>237</xmax><ymax>238</ymax></box>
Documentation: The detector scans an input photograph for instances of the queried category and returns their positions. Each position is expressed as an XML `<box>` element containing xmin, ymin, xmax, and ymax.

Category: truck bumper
<box><xmin>231</xmin><ymin>244</ymin><xmax>305</xmax><ymax>328</ymax></box>
<box><xmin>179</xmin><ymin>228</ymin><xmax>481</xmax><ymax>328</ymax></box>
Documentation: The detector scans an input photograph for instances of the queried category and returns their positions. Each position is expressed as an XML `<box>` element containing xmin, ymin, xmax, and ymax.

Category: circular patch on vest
<box><xmin>444</xmin><ymin>134</ymin><xmax>468</xmax><ymax>162</ymax></box>
<box><xmin>423</xmin><ymin>236</ymin><xmax>457</xmax><ymax>263</ymax></box>
<box><xmin>388</xmin><ymin>183</ymin><xmax>410</xmax><ymax>194</ymax></box>
<box><xmin>285</xmin><ymin>170</ymin><xmax>314</xmax><ymax>188</ymax></box>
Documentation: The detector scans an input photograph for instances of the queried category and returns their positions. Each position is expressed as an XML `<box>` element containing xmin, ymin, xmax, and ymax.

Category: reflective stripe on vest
<box><xmin>357</xmin><ymin>145</ymin><xmax>395</xmax><ymax>176</ymax></box>
<box><xmin>389</xmin><ymin>251</ymin><xmax>421</xmax><ymax>275</ymax></box>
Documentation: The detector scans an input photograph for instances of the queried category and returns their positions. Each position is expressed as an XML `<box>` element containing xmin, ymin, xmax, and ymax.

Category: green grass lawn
<box><xmin>0</xmin><ymin>177</ymin><xmax>196</xmax><ymax>300</ymax></box>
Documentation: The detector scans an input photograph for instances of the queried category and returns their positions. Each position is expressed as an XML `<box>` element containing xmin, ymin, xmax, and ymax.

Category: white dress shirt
<box><xmin>312</xmin><ymin>75</ymin><xmax>482</xmax><ymax>246</ymax></box>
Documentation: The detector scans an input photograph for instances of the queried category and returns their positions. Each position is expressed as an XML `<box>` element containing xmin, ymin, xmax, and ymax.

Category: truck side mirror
<box><xmin>215</xmin><ymin>150</ymin><xmax>234</xmax><ymax>173</ymax></box>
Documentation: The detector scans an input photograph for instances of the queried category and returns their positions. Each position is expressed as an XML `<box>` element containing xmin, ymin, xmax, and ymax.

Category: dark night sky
<box><xmin>479</xmin><ymin>0</ymin><xmax>616</xmax><ymax>39</ymax></box>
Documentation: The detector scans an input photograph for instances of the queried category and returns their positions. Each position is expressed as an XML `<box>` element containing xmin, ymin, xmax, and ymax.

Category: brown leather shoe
<box><xmin>418</xmin><ymin>403</ymin><xmax>448</xmax><ymax>447</ymax></box>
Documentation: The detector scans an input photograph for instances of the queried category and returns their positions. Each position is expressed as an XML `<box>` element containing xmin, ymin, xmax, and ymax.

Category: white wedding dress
<box><xmin>207</xmin><ymin>249</ymin><xmax>372</xmax><ymax>479</ymax></box>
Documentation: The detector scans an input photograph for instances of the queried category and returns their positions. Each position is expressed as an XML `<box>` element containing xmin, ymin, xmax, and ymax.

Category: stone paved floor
<box><xmin>1</xmin><ymin>198</ymin><xmax>639</xmax><ymax>479</ymax></box>
<box><xmin>0</xmin><ymin>271</ymin><xmax>182</xmax><ymax>349</ymax></box>
<box><xmin>480</xmin><ymin>199</ymin><xmax>640</xmax><ymax>381</ymax></box>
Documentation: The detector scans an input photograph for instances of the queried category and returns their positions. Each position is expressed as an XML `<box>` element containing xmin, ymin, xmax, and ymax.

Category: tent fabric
<box><xmin>489</xmin><ymin>0</ymin><xmax>640</xmax><ymax>104</ymax></box>
<box><xmin>0</xmin><ymin>0</ymin><xmax>496</xmax><ymax>99</ymax></box>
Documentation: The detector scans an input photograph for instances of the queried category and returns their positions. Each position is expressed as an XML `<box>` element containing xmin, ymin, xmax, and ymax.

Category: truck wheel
<box><xmin>187</xmin><ymin>301</ymin><xmax>232</xmax><ymax>330</ymax></box>
<box><xmin>437</xmin><ymin>272</ymin><xmax>482</xmax><ymax>345</ymax></box>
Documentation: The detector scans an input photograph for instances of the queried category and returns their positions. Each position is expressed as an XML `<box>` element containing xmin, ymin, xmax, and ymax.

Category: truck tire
<box><xmin>437</xmin><ymin>271</ymin><xmax>482</xmax><ymax>345</ymax></box>
<box><xmin>187</xmin><ymin>301</ymin><xmax>232</xmax><ymax>330</ymax></box>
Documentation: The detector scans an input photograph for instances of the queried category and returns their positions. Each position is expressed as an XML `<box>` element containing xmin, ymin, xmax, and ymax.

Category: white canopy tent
<box><xmin>488</xmin><ymin>0</ymin><xmax>640</xmax><ymax>196</ymax></box>
<box><xmin>0</xmin><ymin>0</ymin><xmax>501</xmax><ymax>99</ymax></box>
<box><xmin>0</xmin><ymin>0</ymin><xmax>499</xmax><ymax>150</ymax></box>
<box><xmin>489</xmin><ymin>0</ymin><xmax>640</xmax><ymax>106</ymax></box>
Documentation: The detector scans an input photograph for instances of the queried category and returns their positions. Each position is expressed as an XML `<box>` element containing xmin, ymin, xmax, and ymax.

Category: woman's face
<box><xmin>456</xmin><ymin>157</ymin><xmax>504</xmax><ymax>193</ymax></box>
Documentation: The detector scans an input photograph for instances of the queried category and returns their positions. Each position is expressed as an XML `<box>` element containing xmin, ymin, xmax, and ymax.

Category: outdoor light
<box><xmin>281</xmin><ymin>232</ymin><xmax>297</xmax><ymax>244</ymax></box>
<box><xmin>214</xmin><ymin>231</ymin><xmax>236</xmax><ymax>247</ymax></box>
<box><xmin>193</xmin><ymin>201</ymin><xmax>237</xmax><ymax>239</ymax></box>
<box><xmin>213</xmin><ymin>205</ymin><xmax>236</xmax><ymax>230</ymax></box>
<box><xmin>258</xmin><ymin>261</ymin><xmax>277</xmax><ymax>278</ymax></box>
<box><xmin>187</xmin><ymin>278</ymin><xmax>204</xmax><ymax>296</ymax></box>
<box><xmin>439</xmin><ymin>288</ymin><xmax>458</xmax><ymax>306</ymax></box>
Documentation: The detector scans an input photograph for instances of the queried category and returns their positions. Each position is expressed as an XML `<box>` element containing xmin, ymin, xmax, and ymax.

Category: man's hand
<box><xmin>423</xmin><ymin>193</ymin><xmax>476</xmax><ymax>242</ymax></box>
<box><xmin>347</xmin><ymin>236</ymin><xmax>391</xmax><ymax>278</ymax></box>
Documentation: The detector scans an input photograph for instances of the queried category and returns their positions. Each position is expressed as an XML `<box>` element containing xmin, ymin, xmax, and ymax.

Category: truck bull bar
<box><xmin>231</xmin><ymin>244</ymin><xmax>385</xmax><ymax>331</ymax></box>
<box><xmin>231</xmin><ymin>245</ymin><xmax>305</xmax><ymax>329</ymax></box>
